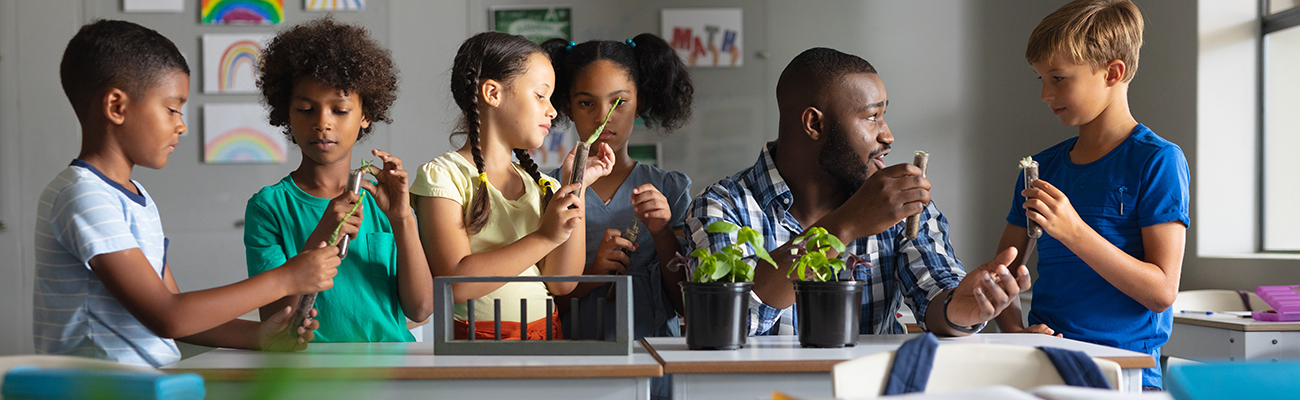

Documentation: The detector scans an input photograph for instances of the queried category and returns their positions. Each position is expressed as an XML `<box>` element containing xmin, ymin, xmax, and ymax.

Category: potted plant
<box><xmin>677</xmin><ymin>221</ymin><xmax>777</xmax><ymax>350</ymax></box>
<box><xmin>787</xmin><ymin>227</ymin><xmax>869</xmax><ymax>348</ymax></box>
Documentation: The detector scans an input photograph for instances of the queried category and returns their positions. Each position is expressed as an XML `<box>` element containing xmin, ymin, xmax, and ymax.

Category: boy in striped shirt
<box><xmin>34</xmin><ymin>20</ymin><xmax>340</xmax><ymax>367</ymax></box>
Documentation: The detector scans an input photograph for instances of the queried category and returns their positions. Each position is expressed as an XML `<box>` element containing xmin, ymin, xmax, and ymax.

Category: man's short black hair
<box><xmin>59</xmin><ymin>20</ymin><xmax>189</xmax><ymax>120</ymax></box>
<box><xmin>776</xmin><ymin>47</ymin><xmax>877</xmax><ymax>109</ymax></box>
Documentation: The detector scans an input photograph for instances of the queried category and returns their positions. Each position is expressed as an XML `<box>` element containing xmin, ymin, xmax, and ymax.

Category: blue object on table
<box><xmin>1167</xmin><ymin>361</ymin><xmax>1300</xmax><ymax>400</ymax></box>
<box><xmin>2</xmin><ymin>367</ymin><xmax>205</xmax><ymax>400</ymax></box>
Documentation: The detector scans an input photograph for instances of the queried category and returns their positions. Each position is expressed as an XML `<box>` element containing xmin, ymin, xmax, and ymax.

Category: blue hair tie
<box><xmin>625</xmin><ymin>38</ymin><xmax>636</xmax><ymax>48</ymax></box>
<box><xmin>565</xmin><ymin>41</ymin><xmax>576</xmax><ymax>51</ymax></box>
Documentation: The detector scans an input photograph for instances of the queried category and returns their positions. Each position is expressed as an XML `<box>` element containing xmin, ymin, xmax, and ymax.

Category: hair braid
<box><xmin>513</xmin><ymin>149</ymin><xmax>554</xmax><ymax>209</ymax></box>
<box><xmin>463</xmin><ymin>66</ymin><xmax>492</xmax><ymax>234</ymax></box>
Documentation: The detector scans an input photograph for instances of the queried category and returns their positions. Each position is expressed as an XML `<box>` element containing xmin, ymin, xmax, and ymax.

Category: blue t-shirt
<box><xmin>1007</xmin><ymin>123</ymin><xmax>1190</xmax><ymax>388</ymax></box>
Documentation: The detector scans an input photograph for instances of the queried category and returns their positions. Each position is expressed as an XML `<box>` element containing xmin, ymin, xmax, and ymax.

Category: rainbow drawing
<box><xmin>201</xmin><ymin>0</ymin><xmax>283</xmax><ymax>25</ymax></box>
<box><xmin>203</xmin><ymin>34</ymin><xmax>271</xmax><ymax>94</ymax></box>
<box><xmin>305</xmin><ymin>0</ymin><xmax>364</xmax><ymax>11</ymax></box>
<box><xmin>205</xmin><ymin>127</ymin><xmax>286</xmax><ymax>163</ymax></box>
<box><xmin>218</xmin><ymin>40</ymin><xmax>262</xmax><ymax>92</ymax></box>
<box><xmin>203</xmin><ymin>103</ymin><xmax>287</xmax><ymax>164</ymax></box>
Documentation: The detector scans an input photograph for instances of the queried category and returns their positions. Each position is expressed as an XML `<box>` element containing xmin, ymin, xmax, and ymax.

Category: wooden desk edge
<box><xmin>1097</xmin><ymin>355</ymin><xmax>1155</xmax><ymax>369</ymax></box>
<box><xmin>1174</xmin><ymin>316</ymin><xmax>1300</xmax><ymax>332</ymax></box>
<box><xmin>167</xmin><ymin>364</ymin><xmax>663</xmax><ymax>382</ymax></box>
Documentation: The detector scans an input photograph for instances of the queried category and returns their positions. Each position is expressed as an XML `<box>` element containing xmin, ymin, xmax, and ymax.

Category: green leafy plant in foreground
<box><xmin>787</xmin><ymin>227</ymin><xmax>874</xmax><ymax>282</ymax></box>
<box><xmin>689</xmin><ymin>221</ymin><xmax>778</xmax><ymax>283</ymax></box>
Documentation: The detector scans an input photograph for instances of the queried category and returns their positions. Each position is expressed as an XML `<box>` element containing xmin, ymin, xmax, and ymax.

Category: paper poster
<box><xmin>305</xmin><ymin>0</ymin><xmax>364</xmax><ymax>11</ymax></box>
<box><xmin>661</xmin><ymin>8</ymin><xmax>743</xmax><ymax>67</ymax></box>
<box><xmin>123</xmin><ymin>0</ymin><xmax>183</xmax><ymax>12</ymax></box>
<box><xmin>201</xmin><ymin>0</ymin><xmax>284</xmax><ymax>25</ymax></box>
<box><xmin>203</xmin><ymin>103</ymin><xmax>287</xmax><ymax>164</ymax></box>
<box><xmin>202</xmin><ymin>33</ymin><xmax>271</xmax><ymax>94</ymax></box>
<box><xmin>526</xmin><ymin>125</ymin><xmax>574</xmax><ymax>171</ymax></box>
<box><xmin>491</xmin><ymin>6</ymin><xmax>571</xmax><ymax>44</ymax></box>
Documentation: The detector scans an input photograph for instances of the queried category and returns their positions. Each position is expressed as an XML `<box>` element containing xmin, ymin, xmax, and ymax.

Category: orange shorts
<box><xmin>453</xmin><ymin>311</ymin><xmax>563</xmax><ymax>340</ymax></box>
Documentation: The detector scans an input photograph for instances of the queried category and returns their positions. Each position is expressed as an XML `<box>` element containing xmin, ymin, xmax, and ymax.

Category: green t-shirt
<box><xmin>244</xmin><ymin>175</ymin><xmax>413</xmax><ymax>342</ymax></box>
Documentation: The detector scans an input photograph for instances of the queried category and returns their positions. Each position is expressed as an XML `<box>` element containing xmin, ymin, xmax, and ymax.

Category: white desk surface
<box><xmin>1173</xmin><ymin>313</ymin><xmax>1300</xmax><ymax>331</ymax></box>
<box><xmin>163</xmin><ymin>342</ymin><xmax>662</xmax><ymax>381</ymax></box>
<box><xmin>642</xmin><ymin>333</ymin><xmax>1155</xmax><ymax>374</ymax></box>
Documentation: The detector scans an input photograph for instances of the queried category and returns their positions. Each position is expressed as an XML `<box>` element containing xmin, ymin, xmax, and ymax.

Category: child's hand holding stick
<box><xmin>291</xmin><ymin>164</ymin><xmax>367</xmax><ymax>338</ymax></box>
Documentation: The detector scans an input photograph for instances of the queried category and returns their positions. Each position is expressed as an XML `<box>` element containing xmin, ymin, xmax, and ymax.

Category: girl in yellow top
<box><xmin>411</xmin><ymin>31</ymin><xmax>614</xmax><ymax>340</ymax></box>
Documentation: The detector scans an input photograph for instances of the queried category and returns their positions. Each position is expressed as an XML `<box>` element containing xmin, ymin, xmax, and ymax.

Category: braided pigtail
<box><xmin>514</xmin><ymin>149</ymin><xmax>555</xmax><ymax>210</ymax></box>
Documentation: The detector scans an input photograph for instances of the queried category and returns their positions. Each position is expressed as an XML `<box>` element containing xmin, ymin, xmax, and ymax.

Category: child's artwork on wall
<box><xmin>123</xmin><ymin>0</ymin><xmax>183</xmax><ymax>13</ymax></box>
<box><xmin>203</xmin><ymin>103</ymin><xmax>287</xmax><ymax>164</ymax></box>
<box><xmin>661</xmin><ymin>8</ymin><xmax>743</xmax><ymax>68</ymax></box>
<box><xmin>490</xmin><ymin>6</ymin><xmax>572</xmax><ymax>44</ymax></box>
<box><xmin>201</xmin><ymin>0</ymin><xmax>284</xmax><ymax>25</ymax></box>
<box><xmin>305</xmin><ymin>0</ymin><xmax>364</xmax><ymax>11</ymax></box>
<box><xmin>528</xmin><ymin>125</ymin><xmax>573</xmax><ymax>171</ymax></box>
<box><xmin>202</xmin><ymin>33</ymin><xmax>271</xmax><ymax>94</ymax></box>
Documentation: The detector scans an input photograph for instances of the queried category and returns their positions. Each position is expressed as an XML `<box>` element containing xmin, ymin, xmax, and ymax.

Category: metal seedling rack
<box><xmin>432</xmin><ymin>275</ymin><xmax>633</xmax><ymax>355</ymax></box>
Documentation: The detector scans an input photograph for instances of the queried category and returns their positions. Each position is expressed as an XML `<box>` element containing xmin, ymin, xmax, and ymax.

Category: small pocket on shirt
<box><xmin>1075</xmin><ymin>184</ymin><xmax>1133</xmax><ymax>218</ymax></box>
<box><xmin>361</xmin><ymin>232</ymin><xmax>396</xmax><ymax>279</ymax></box>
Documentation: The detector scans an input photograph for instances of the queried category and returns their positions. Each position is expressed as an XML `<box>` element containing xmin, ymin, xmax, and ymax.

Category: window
<box><xmin>1261</xmin><ymin>0</ymin><xmax>1300</xmax><ymax>251</ymax></box>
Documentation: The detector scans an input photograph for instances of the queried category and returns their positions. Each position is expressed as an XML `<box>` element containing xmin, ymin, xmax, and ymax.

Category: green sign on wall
<box><xmin>491</xmin><ymin>6</ymin><xmax>572</xmax><ymax>44</ymax></box>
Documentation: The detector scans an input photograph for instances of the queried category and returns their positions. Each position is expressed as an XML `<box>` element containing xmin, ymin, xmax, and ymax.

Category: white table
<box><xmin>163</xmin><ymin>342</ymin><xmax>662</xmax><ymax>400</ymax></box>
<box><xmin>642</xmin><ymin>333</ymin><xmax>1155</xmax><ymax>399</ymax></box>
<box><xmin>1165</xmin><ymin>313</ymin><xmax>1300</xmax><ymax>362</ymax></box>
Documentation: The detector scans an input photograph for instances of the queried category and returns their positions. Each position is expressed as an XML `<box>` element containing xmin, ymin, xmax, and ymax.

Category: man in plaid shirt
<box><xmin>685</xmin><ymin>48</ymin><xmax>1029</xmax><ymax>337</ymax></box>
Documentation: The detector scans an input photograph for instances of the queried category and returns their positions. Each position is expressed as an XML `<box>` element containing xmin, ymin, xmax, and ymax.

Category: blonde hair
<box><xmin>1026</xmin><ymin>0</ymin><xmax>1144</xmax><ymax>82</ymax></box>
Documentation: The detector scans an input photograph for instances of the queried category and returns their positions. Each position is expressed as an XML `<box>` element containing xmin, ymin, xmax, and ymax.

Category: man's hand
<box><xmin>834</xmin><ymin>163</ymin><xmax>930</xmax><ymax>239</ymax></box>
<box><xmin>945</xmin><ymin>247</ymin><xmax>1032</xmax><ymax>327</ymax></box>
<box><xmin>257</xmin><ymin>305</ymin><xmax>320</xmax><ymax>351</ymax></box>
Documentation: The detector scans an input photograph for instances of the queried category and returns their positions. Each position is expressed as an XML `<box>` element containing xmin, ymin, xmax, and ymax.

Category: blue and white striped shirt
<box><xmin>33</xmin><ymin>160</ymin><xmax>179</xmax><ymax>367</ymax></box>
<box><xmin>685</xmin><ymin>142</ymin><xmax>967</xmax><ymax>336</ymax></box>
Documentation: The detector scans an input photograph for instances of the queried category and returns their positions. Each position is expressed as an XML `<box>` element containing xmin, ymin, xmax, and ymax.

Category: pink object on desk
<box><xmin>1253</xmin><ymin>285</ymin><xmax>1300</xmax><ymax>321</ymax></box>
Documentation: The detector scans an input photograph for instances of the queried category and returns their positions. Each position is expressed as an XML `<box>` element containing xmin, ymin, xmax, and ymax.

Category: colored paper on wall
<box><xmin>201</xmin><ymin>0</ymin><xmax>283</xmax><ymax>25</ymax></box>
<box><xmin>490</xmin><ymin>6</ymin><xmax>571</xmax><ymax>44</ymax></box>
<box><xmin>661</xmin><ymin>8</ymin><xmax>743</xmax><ymax>67</ymax></box>
<box><xmin>305</xmin><ymin>0</ymin><xmax>364</xmax><ymax>11</ymax></box>
<box><xmin>202</xmin><ymin>33</ymin><xmax>272</xmax><ymax>94</ymax></box>
<box><xmin>123</xmin><ymin>0</ymin><xmax>183</xmax><ymax>12</ymax></box>
<box><xmin>203</xmin><ymin>103</ymin><xmax>287</xmax><ymax>164</ymax></box>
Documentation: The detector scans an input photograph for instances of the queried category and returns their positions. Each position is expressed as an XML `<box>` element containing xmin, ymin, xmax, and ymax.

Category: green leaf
<box><xmin>826</xmin><ymin>235</ymin><xmax>846</xmax><ymax>253</ymax></box>
<box><xmin>690</xmin><ymin>247</ymin><xmax>710</xmax><ymax>259</ymax></box>
<box><xmin>586</xmin><ymin>97</ymin><xmax>620</xmax><ymax>146</ymax></box>
<box><xmin>711</xmin><ymin>259</ymin><xmax>732</xmax><ymax>281</ymax></box>
<box><xmin>707</xmin><ymin>221</ymin><xmax>740</xmax><ymax>234</ymax></box>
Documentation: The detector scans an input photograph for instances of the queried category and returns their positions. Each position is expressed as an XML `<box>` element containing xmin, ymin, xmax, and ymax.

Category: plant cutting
<box><xmin>291</xmin><ymin>159</ymin><xmax>371</xmax><ymax>338</ymax></box>
<box><xmin>565</xmin><ymin>97</ymin><xmax>620</xmax><ymax>194</ymax></box>
<box><xmin>679</xmin><ymin>221</ymin><xmax>778</xmax><ymax>350</ymax></box>
<box><xmin>787</xmin><ymin>227</ymin><xmax>870</xmax><ymax>348</ymax></box>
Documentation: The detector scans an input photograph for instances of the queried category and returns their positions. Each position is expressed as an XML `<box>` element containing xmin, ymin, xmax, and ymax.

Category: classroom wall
<box><xmin>1</xmin><ymin>0</ymin><xmax>1292</xmax><ymax>357</ymax></box>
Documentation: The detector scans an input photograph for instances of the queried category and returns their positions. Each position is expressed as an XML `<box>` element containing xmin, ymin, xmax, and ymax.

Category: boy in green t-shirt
<box><xmin>244</xmin><ymin>18</ymin><xmax>432</xmax><ymax>342</ymax></box>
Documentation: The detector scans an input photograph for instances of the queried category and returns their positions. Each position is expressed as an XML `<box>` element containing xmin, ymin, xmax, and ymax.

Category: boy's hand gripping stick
<box><xmin>1013</xmin><ymin>157</ymin><xmax>1041</xmax><ymax>271</ymax></box>
<box><xmin>290</xmin><ymin>169</ymin><xmax>364</xmax><ymax>338</ymax></box>
<box><xmin>904</xmin><ymin>151</ymin><xmax>929</xmax><ymax>241</ymax></box>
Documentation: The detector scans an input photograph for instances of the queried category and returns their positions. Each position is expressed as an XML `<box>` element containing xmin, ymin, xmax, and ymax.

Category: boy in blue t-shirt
<box><xmin>34</xmin><ymin>20</ymin><xmax>339</xmax><ymax>367</ymax></box>
<box><xmin>991</xmin><ymin>0</ymin><xmax>1190</xmax><ymax>390</ymax></box>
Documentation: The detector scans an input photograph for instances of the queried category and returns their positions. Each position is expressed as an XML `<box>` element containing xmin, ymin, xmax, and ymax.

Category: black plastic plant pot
<box><xmin>794</xmin><ymin>280</ymin><xmax>866</xmax><ymax>348</ymax></box>
<box><xmin>681</xmin><ymin>281</ymin><xmax>752</xmax><ymax>350</ymax></box>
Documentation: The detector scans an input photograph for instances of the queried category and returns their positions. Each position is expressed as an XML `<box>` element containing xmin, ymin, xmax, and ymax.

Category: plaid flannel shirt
<box><xmin>685</xmin><ymin>142</ymin><xmax>967</xmax><ymax>336</ymax></box>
